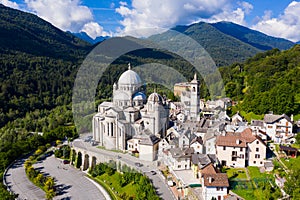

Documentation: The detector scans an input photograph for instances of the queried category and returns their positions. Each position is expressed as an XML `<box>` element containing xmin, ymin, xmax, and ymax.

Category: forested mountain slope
<box><xmin>0</xmin><ymin>4</ymin><xmax>92</xmax><ymax>127</ymax></box>
<box><xmin>220</xmin><ymin>45</ymin><xmax>300</xmax><ymax>115</ymax></box>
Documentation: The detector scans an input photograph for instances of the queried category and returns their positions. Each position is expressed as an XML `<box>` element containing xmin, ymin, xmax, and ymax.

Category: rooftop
<box><xmin>202</xmin><ymin>173</ymin><xmax>229</xmax><ymax>187</ymax></box>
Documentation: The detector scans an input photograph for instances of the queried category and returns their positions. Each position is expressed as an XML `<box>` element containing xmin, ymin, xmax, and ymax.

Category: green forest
<box><xmin>219</xmin><ymin>46</ymin><xmax>300</xmax><ymax>116</ymax></box>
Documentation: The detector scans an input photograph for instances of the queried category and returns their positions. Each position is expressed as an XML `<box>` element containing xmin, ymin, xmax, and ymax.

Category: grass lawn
<box><xmin>97</xmin><ymin>173</ymin><xmax>137</xmax><ymax>198</ymax></box>
<box><xmin>280</xmin><ymin>156</ymin><xmax>300</xmax><ymax>169</ymax></box>
<box><xmin>224</xmin><ymin>168</ymin><xmax>247</xmax><ymax>180</ymax></box>
<box><xmin>231</xmin><ymin>167</ymin><xmax>281</xmax><ymax>200</ymax></box>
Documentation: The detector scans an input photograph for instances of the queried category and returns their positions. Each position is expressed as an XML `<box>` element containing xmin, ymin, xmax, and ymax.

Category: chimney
<box><xmin>291</xmin><ymin>114</ymin><xmax>294</xmax><ymax>122</ymax></box>
<box><xmin>208</xmin><ymin>176</ymin><xmax>212</xmax><ymax>183</ymax></box>
<box><xmin>236</xmin><ymin>139</ymin><xmax>240</xmax><ymax>145</ymax></box>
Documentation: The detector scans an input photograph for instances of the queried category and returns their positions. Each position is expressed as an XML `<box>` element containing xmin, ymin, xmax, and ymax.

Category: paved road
<box><xmin>73</xmin><ymin>139</ymin><xmax>176</xmax><ymax>200</ymax></box>
<box><xmin>5</xmin><ymin>157</ymin><xmax>45</xmax><ymax>200</ymax></box>
<box><xmin>34</xmin><ymin>155</ymin><xmax>109</xmax><ymax>200</ymax></box>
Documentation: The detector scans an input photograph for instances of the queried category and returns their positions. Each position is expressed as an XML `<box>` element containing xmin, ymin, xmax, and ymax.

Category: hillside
<box><xmin>0</xmin><ymin>4</ymin><xmax>91</xmax><ymax>60</ymax></box>
<box><xmin>150</xmin><ymin>22</ymin><xmax>295</xmax><ymax>66</ymax></box>
<box><xmin>219</xmin><ymin>45</ymin><xmax>300</xmax><ymax>115</ymax></box>
<box><xmin>211</xmin><ymin>21</ymin><xmax>294</xmax><ymax>50</ymax></box>
<box><xmin>0</xmin><ymin>4</ymin><xmax>92</xmax><ymax>127</ymax></box>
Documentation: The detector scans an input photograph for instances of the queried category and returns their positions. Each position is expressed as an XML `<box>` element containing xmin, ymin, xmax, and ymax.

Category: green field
<box><xmin>225</xmin><ymin>168</ymin><xmax>248</xmax><ymax>180</ymax></box>
<box><xmin>231</xmin><ymin>167</ymin><xmax>281</xmax><ymax>200</ymax></box>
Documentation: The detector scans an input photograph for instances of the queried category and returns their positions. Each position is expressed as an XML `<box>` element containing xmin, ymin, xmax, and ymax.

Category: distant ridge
<box><xmin>211</xmin><ymin>21</ymin><xmax>294</xmax><ymax>50</ymax></box>
<box><xmin>71</xmin><ymin>32</ymin><xmax>110</xmax><ymax>44</ymax></box>
<box><xmin>150</xmin><ymin>21</ymin><xmax>295</xmax><ymax>66</ymax></box>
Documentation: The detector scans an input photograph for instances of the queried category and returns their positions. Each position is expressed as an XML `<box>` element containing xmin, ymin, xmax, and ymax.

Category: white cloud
<box><xmin>81</xmin><ymin>22</ymin><xmax>111</xmax><ymax>39</ymax></box>
<box><xmin>252</xmin><ymin>1</ymin><xmax>300</xmax><ymax>42</ymax></box>
<box><xmin>201</xmin><ymin>5</ymin><xmax>250</xmax><ymax>26</ymax></box>
<box><xmin>24</xmin><ymin>0</ymin><xmax>93</xmax><ymax>32</ymax></box>
<box><xmin>0</xmin><ymin>0</ymin><xmax>19</xmax><ymax>9</ymax></box>
<box><xmin>238</xmin><ymin>1</ymin><xmax>253</xmax><ymax>14</ymax></box>
<box><xmin>115</xmin><ymin>0</ymin><xmax>253</xmax><ymax>37</ymax></box>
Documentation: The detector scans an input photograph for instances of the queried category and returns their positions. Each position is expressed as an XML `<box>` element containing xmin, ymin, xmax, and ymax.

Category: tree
<box><xmin>45</xmin><ymin>189</ymin><xmax>56</xmax><ymax>200</ymax></box>
<box><xmin>75</xmin><ymin>152</ymin><xmax>82</xmax><ymax>169</ymax></box>
<box><xmin>284</xmin><ymin>164</ymin><xmax>300</xmax><ymax>199</ymax></box>
<box><xmin>44</xmin><ymin>177</ymin><xmax>55</xmax><ymax>191</ymax></box>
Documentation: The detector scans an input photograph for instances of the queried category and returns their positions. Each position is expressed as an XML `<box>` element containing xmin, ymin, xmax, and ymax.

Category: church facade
<box><xmin>92</xmin><ymin>64</ymin><xmax>170</xmax><ymax>156</ymax></box>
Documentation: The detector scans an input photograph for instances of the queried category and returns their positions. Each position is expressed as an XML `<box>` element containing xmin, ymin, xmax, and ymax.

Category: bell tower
<box><xmin>190</xmin><ymin>73</ymin><xmax>200</xmax><ymax>120</ymax></box>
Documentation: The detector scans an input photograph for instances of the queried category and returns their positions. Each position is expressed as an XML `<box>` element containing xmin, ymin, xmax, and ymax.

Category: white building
<box><xmin>216</xmin><ymin>128</ymin><xmax>266</xmax><ymax>167</ymax></box>
<box><xmin>202</xmin><ymin>173</ymin><xmax>229</xmax><ymax>200</ymax></box>
<box><xmin>264</xmin><ymin>114</ymin><xmax>293</xmax><ymax>143</ymax></box>
<box><xmin>92</xmin><ymin>64</ymin><xmax>169</xmax><ymax>161</ymax></box>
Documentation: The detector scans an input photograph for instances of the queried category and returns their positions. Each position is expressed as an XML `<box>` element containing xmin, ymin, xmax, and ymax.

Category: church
<box><xmin>92</xmin><ymin>64</ymin><xmax>170</xmax><ymax>160</ymax></box>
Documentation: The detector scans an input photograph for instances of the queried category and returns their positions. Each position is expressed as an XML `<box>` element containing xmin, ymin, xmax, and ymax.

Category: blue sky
<box><xmin>1</xmin><ymin>0</ymin><xmax>300</xmax><ymax>42</ymax></box>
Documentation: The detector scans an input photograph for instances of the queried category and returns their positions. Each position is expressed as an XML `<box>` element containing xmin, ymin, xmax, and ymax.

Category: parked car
<box><xmin>63</xmin><ymin>160</ymin><xmax>70</xmax><ymax>164</ymax></box>
<box><xmin>150</xmin><ymin>170</ymin><xmax>156</xmax><ymax>175</ymax></box>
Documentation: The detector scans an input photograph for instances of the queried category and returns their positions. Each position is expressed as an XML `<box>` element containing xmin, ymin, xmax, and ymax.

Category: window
<box><xmin>268</xmin><ymin>125</ymin><xmax>272</xmax><ymax>128</ymax></box>
<box><xmin>255</xmin><ymin>154</ymin><xmax>260</xmax><ymax>158</ymax></box>
<box><xmin>178</xmin><ymin>165</ymin><xmax>181</xmax><ymax>168</ymax></box>
<box><xmin>217</xmin><ymin>187</ymin><xmax>223</xmax><ymax>191</ymax></box>
<box><xmin>254</xmin><ymin>161</ymin><xmax>256</xmax><ymax>164</ymax></box>
<box><xmin>256</xmin><ymin>148</ymin><xmax>259</xmax><ymax>152</ymax></box>
<box><xmin>240</xmin><ymin>147</ymin><xmax>243</xmax><ymax>152</ymax></box>
<box><xmin>232</xmin><ymin>157</ymin><xmax>237</xmax><ymax>161</ymax></box>
<box><xmin>223</xmin><ymin>146</ymin><xmax>226</xmax><ymax>150</ymax></box>
<box><xmin>256</xmin><ymin>140</ymin><xmax>259</xmax><ymax>144</ymax></box>
<box><xmin>240</xmin><ymin>154</ymin><xmax>244</xmax><ymax>159</ymax></box>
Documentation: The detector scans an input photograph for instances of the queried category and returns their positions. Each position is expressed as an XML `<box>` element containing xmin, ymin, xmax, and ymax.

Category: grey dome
<box><xmin>118</xmin><ymin>69</ymin><xmax>142</xmax><ymax>86</ymax></box>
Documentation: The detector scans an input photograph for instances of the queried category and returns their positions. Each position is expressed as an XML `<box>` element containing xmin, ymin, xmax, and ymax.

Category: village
<box><xmin>92</xmin><ymin>66</ymin><xmax>300</xmax><ymax>200</ymax></box>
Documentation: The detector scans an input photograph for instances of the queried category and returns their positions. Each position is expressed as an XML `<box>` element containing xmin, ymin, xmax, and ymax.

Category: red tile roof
<box><xmin>216</xmin><ymin>128</ymin><xmax>257</xmax><ymax>147</ymax></box>
<box><xmin>203</xmin><ymin>173</ymin><xmax>229</xmax><ymax>187</ymax></box>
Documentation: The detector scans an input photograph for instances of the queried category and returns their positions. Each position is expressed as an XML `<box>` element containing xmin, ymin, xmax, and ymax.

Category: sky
<box><xmin>1</xmin><ymin>0</ymin><xmax>300</xmax><ymax>42</ymax></box>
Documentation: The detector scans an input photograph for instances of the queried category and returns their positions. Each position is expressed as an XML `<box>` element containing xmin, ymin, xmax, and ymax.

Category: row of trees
<box><xmin>24</xmin><ymin>146</ymin><xmax>56</xmax><ymax>199</ymax></box>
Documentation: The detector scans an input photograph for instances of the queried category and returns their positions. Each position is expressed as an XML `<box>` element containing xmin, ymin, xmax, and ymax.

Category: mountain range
<box><xmin>149</xmin><ymin>21</ymin><xmax>294</xmax><ymax>66</ymax></box>
<box><xmin>0</xmin><ymin>3</ymin><xmax>299</xmax><ymax>128</ymax></box>
<box><xmin>73</xmin><ymin>21</ymin><xmax>295</xmax><ymax>66</ymax></box>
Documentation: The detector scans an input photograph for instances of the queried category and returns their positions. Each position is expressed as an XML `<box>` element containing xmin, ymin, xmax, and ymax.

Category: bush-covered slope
<box><xmin>220</xmin><ymin>45</ymin><xmax>300</xmax><ymax>115</ymax></box>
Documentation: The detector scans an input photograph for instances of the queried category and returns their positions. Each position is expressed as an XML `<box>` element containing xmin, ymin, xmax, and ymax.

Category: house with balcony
<box><xmin>264</xmin><ymin>114</ymin><xmax>293</xmax><ymax>143</ymax></box>
<box><xmin>216</xmin><ymin>128</ymin><xmax>266</xmax><ymax>167</ymax></box>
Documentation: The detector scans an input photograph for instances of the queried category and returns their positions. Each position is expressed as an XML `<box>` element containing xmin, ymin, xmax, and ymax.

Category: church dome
<box><xmin>133</xmin><ymin>92</ymin><xmax>147</xmax><ymax>101</ymax></box>
<box><xmin>148</xmin><ymin>92</ymin><xmax>163</xmax><ymax>103</ymax></box>
<box><xmin>118</xmin><ymin>69</ymin><xmax>142</xmax><ymax>86</ymax></box>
